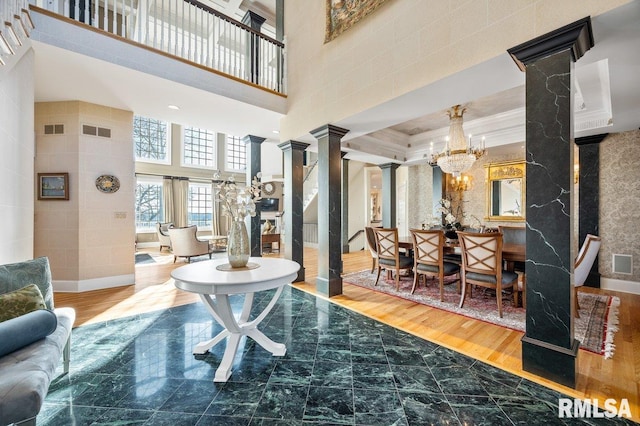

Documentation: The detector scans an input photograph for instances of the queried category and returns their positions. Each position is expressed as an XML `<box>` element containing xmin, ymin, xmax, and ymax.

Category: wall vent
<box><xmin>82</xmin><ymin>124</ymin><xmax>111</xmax><ymax>138</ymax></box>
<box><xmin>44</xmin><ymin>124</ymin><xmax>64</xmax><ymax>135</ymax></box>
<box><xmin>612</xmin><ymin>254</ymin><xmax>633</xmax><ymax>275</ymax></box>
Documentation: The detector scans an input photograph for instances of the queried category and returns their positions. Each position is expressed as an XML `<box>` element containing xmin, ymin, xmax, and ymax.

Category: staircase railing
<box><xmin>1</xmin><ymin>0</ymin><xmax>34</xmax><ymax>67</ymax></box>
<box><xmin>28</xmin><ymin>0</ymin><xmax>285</xmax><ymax>94</ymax></box>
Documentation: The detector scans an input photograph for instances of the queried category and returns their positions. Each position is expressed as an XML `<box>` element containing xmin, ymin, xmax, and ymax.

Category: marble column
<box><xmin>432</xmin><ymin>166</ymin><xmax>445</xmax><ymax>219</ymax></box>
<box><xmin>379</xmin><ymin>163</ymin><xmax>399</xmax><ymax>228</ymax></box>
<box><xmin>241</xmin><ymin>11</ymin><xmax>266</xmax><ymax>85</ymax></box>
<box><xmin>576</xmin><ymin>134</ymin><xmax>607</xmax><ymax>288</ymax></box>
<box><xmin>310</xmin><ymin>124</ymin><xmax>349</xmax><ymax>297</ymax></box>
<box><xmin>242</xmin><ymin>135</ymin><xmax>265</xmax><ymax>257</ymax></box>
<box><xmin>341</xmin><ymin>152</ymin><xmax>350</xmax><ymax>254</ymax></box>
<box><xmin>279</xmin><ymin>140</ymin><xmax>308</xmax><ymax>282</ymax></box>
<box><xmin>275</xmin><ymin>0</ymin><xmax>284</xmax><ymax>42</ymax></box>
<box><xmin>508</xmin><ymin>17</ymin><xmax>594</xmax><ymax>388</ymax></box>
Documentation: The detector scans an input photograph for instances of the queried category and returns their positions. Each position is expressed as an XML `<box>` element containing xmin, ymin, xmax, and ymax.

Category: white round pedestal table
<box><xmin>171</xmin><ymin>257</ymin><xmax>300</xmax><ymax>382</ymax></box>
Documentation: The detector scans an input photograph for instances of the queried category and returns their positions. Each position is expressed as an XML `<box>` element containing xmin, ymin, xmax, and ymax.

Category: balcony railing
<box><xmin>29</xmin><ymin>0</ymin><xmax>285</xmax><ymax>94</ymax></box>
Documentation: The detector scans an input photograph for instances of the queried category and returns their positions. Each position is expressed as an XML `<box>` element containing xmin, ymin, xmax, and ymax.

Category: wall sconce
<box><xmin>451</xmin><ymin>174</ymin><xmax>472</xmax><ymax>192</ymax></box>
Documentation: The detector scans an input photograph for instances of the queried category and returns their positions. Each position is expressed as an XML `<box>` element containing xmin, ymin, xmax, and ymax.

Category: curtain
<box><xmin>211</xmin><ymin>181</ymin><xmax>222</xmax><ymax>236</ymax></box>
<box><xmin>162</xmin><ymin>176</ymin><xmax>174</xmax><ymax>224</ymax></box>
<box><xmin>173</xmin><ymin>178</ymin><xmax>189</xmax><ymax>228</ymax></box>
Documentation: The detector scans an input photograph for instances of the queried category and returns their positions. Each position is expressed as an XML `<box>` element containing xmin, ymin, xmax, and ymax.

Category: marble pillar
<box><xmin>576</xmin><ymin>134</ymin><xmax>607</xmax><ymax>288</ymax></box>
<box><xmin>279</xmin><ymin>140</ymin><xmax>308</xmax><ymax>282</ymax></box>
<box><xmin>242</xmin><ymin>135</ymin><xmax>265</xmax><ymax>257</ymax></box>
<box><xmin>311</xmin><ymin>124</ymin><xmax>349</xmax><ymax>297</ymax></box>
<box><xmin>508</xmin><ymin>17</ymin><xmax>593</xmax><ymax>388</ymax></box>
<box><xmin>241</xmin><ymin>11</ymin><xmax>266</xmax><ymax>85</ymax></box>
<box><xmin>379</xmin><ymin>163</ymin><xmax>399</xmax><ymax>228</ymax></box>
<box><xmin>432</xmin><ymin>166</ymin><xmax>445</xmax><ymax>219</ymax></box>
<box><xmin>341</xmin><ymin>153</ymin><xmax>350</xmax><ymax>254</ymax></box>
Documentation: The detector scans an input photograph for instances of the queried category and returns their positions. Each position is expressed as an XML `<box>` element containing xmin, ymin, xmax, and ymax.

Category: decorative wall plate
<box><xmin>95</xmin><ymin>175</ymin><xmax>120</xmax><ymax>193</ymax></box>
<box><xmin>262</xmin><ymin>181</ymin><xmax>275</xmax><ymax>196</ymax></box>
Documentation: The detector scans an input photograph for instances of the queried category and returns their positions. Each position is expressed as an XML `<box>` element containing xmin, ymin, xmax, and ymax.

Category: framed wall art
<box><xmin>325</xmin><ymin>0</ymin><xmax>392</xmax><ymax>43</ymax></box>
<box><xmin>38</xmin><ymin>172</ymin><xmax>69</xmax><ymax>200</ymax></box>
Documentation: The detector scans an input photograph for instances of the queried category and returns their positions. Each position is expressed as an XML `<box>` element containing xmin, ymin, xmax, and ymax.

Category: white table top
<box><xmin>171</xmin><ymin>257</ymin><xmax>300</xmax><ymax>295</ymax></box>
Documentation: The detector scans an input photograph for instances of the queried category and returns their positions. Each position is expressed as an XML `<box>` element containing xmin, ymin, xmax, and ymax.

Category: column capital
<box><xmin>508</xmin><ymin>16</ymin><xmax>593</xmax><ymax>71</ymax></box>
<box><xmin>310</xmin><ymin>124</ymin><xmax>349</xmax><ymax>140</ymax></box>
<box><xmin>278</xmin><ymin>140</ymin><xmax>310</xmax><ymax>152</ymax></box>
<box><xmin>241</xmin><ymin>10</ymin><xmax>266</xmax><ymax>30</ymax></box>
<box><xmin>575</xmin><ymin>133</ymin><xmax>608</xmax><ymax>146</ymax></box>
<box><xmin>378</xmin><ymin>162</ymin><xmax>400</xmax><ymax>171</ymax></box>
<box><xmin>242</xmin><ymin>135</ymin><xmax>266</xmax><ymax>145</ymax></box>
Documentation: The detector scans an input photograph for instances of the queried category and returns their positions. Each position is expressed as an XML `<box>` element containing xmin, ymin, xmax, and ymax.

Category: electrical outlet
<box><xmin>114</xmin><ymin>212</ymin><xmax>127</xmax><ymax>219</ymax></box>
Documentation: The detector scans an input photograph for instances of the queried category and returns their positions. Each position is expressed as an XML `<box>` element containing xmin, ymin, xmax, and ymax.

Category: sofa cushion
<box><xmin>0</xmin><ymin>309</ymin><xmax>57</xmax><ymax>357</ymax></box>
<box><xmin>0</xmin><ymin>257</ymin><xmax>54</xmax><ymax>310</ymax></box>
<box><xmin>0</xmin><ymin>284</ymin><xmax>47</xmax><ymax>322</ymax></box>
<box><xmin>0</xmin><ymin>307</ymin><xmax>75</xmax><ymax>426</ymax></box>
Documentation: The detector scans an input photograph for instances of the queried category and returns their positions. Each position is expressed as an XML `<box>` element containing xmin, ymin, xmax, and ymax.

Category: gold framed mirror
<box><xmin>485</xmin><ymin>160</ymin><xmax>526</xmax><ymax>222</ymax></box>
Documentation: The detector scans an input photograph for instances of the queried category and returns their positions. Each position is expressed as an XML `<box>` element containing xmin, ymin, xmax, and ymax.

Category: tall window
<box><xmin>183</xmin><ymin>127</ymin><xmax>216</xmax><ymax>168</ymax></box>
<box><xmin>226</xmin><ymin>135</ymin><xmax>246</xmax><ymax>171</ymax></box>
<box><xmin>134</xmin><ymin>116</ymin><xmax>170</xmax><ymax>164</ymax></box>
<box><xmin>188</xmin><ymin>183</ymin><xmax>212</xmax><ymax>229</ymax></box>
<box><xmin>135</xmin><ymin>177</ymin><xmax>164</xmax><ymax>231</ymax></box>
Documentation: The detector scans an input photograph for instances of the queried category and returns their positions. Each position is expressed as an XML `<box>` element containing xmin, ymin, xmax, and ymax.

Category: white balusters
<box><xmin>27</xmin><ymin>0</ymin><xmax>285</xmax><ymax>93</ymax></box>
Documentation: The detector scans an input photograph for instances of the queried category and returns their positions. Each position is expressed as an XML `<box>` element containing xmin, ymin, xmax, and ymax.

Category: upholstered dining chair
<box><xmin>373</xmin><ymin>228</ymin><xmax>414</xmax><ymax>291</ymax></box>
<box><xmin>410</xmin><ymin>229</ymin><xmax>460</xmax><ymax>300</ymax></box>
<box><xmin>365</xmin><ymin>227</ymin><xmax>379</xmax><ymax>274</ymax></box>
<box><xmin>167</xmin><ymin>225</ymin><xmax>213</xmax><ymax>263</ymax></box>
<box><xmin>156</xmin><ymin>222</ymin><xmax>173</xmax><ymax>252</ymax></box>
<box><xmin>498</xmin><ymin>225</ymin><xmax>526</xmax><ymax>308</ymax></box>
<box><xmin>574</xmin><ymin>234</ymin><xmax>602</xmax><ymax>318</ymax></box>
<box><xmin>458</xmin><ymin>232</ymin><xmax>518</xmax><ymax>318</ymax></box>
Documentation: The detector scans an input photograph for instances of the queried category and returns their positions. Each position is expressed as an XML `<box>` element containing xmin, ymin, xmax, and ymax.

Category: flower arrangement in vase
<box><xmin>213</xmin><ymin>172</ymin><xmax>262</xmax><ymax>267</ymax></box>
<box><xmin>436</xmin><ymin>196</ymin><xmax>464</xmax><ymax>239</ymax></box>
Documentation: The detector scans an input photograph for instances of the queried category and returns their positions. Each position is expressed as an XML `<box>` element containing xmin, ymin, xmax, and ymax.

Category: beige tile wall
<box><xmin>35</xmin><ymin>101</ymin><xmax>135</xmax><ymax>289</ymax></box>
<box><xmin>281</xmin><ymin>0</ymin><xmax>629</xmax><ymax>141</ymax></box>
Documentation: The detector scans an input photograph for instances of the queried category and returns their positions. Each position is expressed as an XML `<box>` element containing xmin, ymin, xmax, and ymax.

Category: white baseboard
<box><xmin>136</xmin><ymin>242</ymin><xmax>159</xmax><ymax>249</ymax></box>
<box><xmin>601</xmin><ymin>277</ymin><xmax>640</xmax><ymax>295</ymax></box>
<box><xmin>53</xmin><ymin>274</ymin><xmax>135</xmax><ymax>293</ymax></box>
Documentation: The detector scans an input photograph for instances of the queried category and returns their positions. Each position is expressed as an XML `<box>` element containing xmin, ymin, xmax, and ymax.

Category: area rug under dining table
<box><xmin>342</xmin><ymin>270</ymin><xmax>620</xmax><ymax>359</ymax></box>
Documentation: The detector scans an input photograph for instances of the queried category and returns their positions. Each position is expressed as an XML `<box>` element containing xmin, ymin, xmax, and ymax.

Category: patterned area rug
<box><xmin>342</xmin><ymin>270</ymin><xmax>620</xmax><ymax>358</ymax></box>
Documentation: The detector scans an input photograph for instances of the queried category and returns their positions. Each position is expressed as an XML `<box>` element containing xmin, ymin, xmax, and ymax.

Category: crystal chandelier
<box><xmin>432</xmin><ymin>105</ymin><xmax>486</xmax><ymax>177</ymax></box>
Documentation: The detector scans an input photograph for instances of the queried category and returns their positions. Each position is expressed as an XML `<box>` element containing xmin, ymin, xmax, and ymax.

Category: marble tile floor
<box><xmin>38</xmin><ymin>287</ymin><xmax>631</xmax><ymax>426</ymax></box>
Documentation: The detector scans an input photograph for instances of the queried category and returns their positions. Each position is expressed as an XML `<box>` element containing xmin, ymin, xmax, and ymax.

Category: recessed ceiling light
<box><xmin>168</xmin><ymin>105</ymin><xmax>180</xmax><ymax>110</ymax></box>
<box><xmin>272</xmin><ymin>130</ymin><xmax>280</xmax><ymax>134</ymax></box>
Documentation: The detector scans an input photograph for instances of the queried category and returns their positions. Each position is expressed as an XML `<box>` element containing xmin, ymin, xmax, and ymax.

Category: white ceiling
<box><xmin>31</xmin><ymin>1</ymin><xmax>640</xmax><ymax>165</ymax></box>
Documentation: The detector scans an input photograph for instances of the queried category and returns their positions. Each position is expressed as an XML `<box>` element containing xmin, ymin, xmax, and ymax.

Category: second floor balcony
<box><xmin>28</xmin><ymin>0</ymin><xmax>285</xmax><ymax>95</ymax></box>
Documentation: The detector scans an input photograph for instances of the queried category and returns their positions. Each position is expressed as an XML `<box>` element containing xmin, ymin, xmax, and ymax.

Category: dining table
<box><xmin>399</xmin><ymin>236</ymin><xmax>526</xmax><ymax>265</ymax></box>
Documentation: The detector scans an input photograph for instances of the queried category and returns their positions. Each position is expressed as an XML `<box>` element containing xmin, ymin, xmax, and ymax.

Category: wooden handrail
<box><xmin>184</xmin><ymin>0</ymin><xmax>284</xmax><ymax>47</ymax></box>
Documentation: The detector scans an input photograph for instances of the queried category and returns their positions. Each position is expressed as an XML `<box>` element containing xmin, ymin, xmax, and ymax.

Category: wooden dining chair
<box><xmin>410</xmin><ymin>229</ymin><xmax>460</xmax><ymax>300</ymax></box>
<box><xmin>498</xmin><ymin>225</ymin><xmax>526</xmax><ymax>308</ymax></box>
<box><xmin>574</xmin><ymin>234</ymin><xmax>601</xmax><ymax>318</ymax></box>
<box><xmin>365</xmin><ymin>226</ymin><xmax>379</xmax><ymax>274</ymax></box>
<box><xmin>458</xmin><ymin>232</ymin><xmax>518</xmax><ymax>318</ymax></box>
<box><xmin>373</xmin><ymin>228</ymin><xmax>413</xmax><ymax>291</ymax></box>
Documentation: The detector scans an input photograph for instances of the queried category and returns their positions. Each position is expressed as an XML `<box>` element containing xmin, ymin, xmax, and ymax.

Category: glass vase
<box><xmin>227</xmin><ymin>218</ymin><xmax>250</xmax><ymax>268</ymax></box>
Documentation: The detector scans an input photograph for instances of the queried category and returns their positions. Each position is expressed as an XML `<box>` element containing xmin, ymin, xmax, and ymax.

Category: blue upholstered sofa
<box><xmin>0</xmin><ymin>257</ymin><xmax>75</xmax><ymax>426</ymax></box>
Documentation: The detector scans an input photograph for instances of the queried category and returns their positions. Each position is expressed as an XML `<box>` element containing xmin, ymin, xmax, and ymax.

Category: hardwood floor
<box><xmin>55</xmin><ymin>248</ymin><xmax>639</xmax><ymax>421</ymax></box>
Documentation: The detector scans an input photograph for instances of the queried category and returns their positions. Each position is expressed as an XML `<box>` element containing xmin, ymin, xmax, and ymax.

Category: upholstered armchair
<box><xmin>168</xmin><ymin>225</ymin><xmax>213</xmax><ymax>263</ymax></box>
<box><xmin>156</xmin><ymin>222</ymin><xmax>173</xmax><ymax>252</ymax></box>
<box><xmin>574</xmin><ymin>234</ymin><xmax>602</xmax><ymax>317</ymax></box>
<box><xmin>365</xmin><ymin>227</ymin><xmax>379</xmax><ymax>273</ymax></box>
